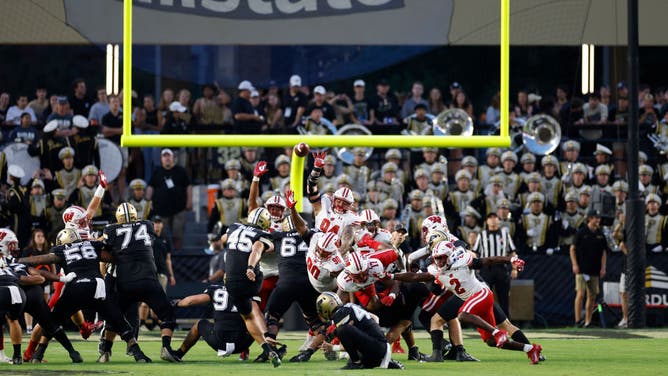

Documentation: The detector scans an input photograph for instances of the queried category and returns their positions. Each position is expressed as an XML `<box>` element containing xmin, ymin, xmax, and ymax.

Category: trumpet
<box><xmin>648</xmin><ymin>133</ymin><xmax>668</xmax><ymax>154</ymax></box>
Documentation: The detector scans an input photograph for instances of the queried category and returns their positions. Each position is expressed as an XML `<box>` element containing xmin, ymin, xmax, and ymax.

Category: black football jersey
<box><xmin>224</xmin><ymin>223</ymin><xmax>272</xmax><ymax>281</ymax></box>
<box><xmin>0</xmin><ymin>263</ymin><xmax>21</xmax><ymax>286</ymax></box>
<box><xmin>205</xmin><ymin>284</ymin><xmax>245</xmax><ymax>334</ymax></box>
<box><xmin>51</xmin><ymin>240</ymin><xmax>105</xmax><ymax>279</ymax></box>
<box><xmin>332</xmin><ymin>303</ymin><xmax>386</xmax><ymax>343</ymax></box>
<box><xmin>271</xmin><ymin>230</ymin><xmax>313</xmax><ymax>284</ymax></box>
<box><xmin>103</xmin><ymin>220</ymin><xmax>157</xmax><ymax>283</ymax></box>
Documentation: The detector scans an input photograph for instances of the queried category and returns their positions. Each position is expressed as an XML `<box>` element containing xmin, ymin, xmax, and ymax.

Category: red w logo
<box><xmin>63</xmin><ymin>212</ymin><xmax>75</xmax><ymax>223</ymax></box>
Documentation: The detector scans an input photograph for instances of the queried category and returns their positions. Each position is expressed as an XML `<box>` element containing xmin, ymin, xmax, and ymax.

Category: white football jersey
<box><xmin>306</xmin><ymin>234</ymin><xmax>345</xmax><ymax>292</ymax></box>
<box><xmin>336</xmin><ymin>258</ymin><xmax>388</xmax><ymax>293</ymax></box>
<box><xmin>315</xmin><ymin>195</ymin><xmax>358</xmax><ymax>236</ymax></box>
<box><xmin>268</xmin><ymin>220</ymin><xmax>282</xmax><ymax>233</ymax></box>
<box><xmin>427</xmin><ymin>251</ymin><xmax>486</xmax><ymax>300</ymax></box>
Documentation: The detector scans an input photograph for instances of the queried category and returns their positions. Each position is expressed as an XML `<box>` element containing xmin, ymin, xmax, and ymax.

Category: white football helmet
<box><xmin>344</xmin><ymin>251</ymin><xmax>369</xmax><ymax>275</ymax></box>
<box><xmin>63</xmin><ymin>206</ymin><xmax>89</xmax><ymax>231</ymax></box>
<box><xmin>432</xmin><ymin>240</ymin><xmax>456</xmax><ymax>260</ymax></box>
<box><xmin>333</xmin><ymin>187</ymin><xmax>354</xmax><ymax>214</ymax></box>
<box><xmin>315</xmin><ymin>232</ymin><xmax>339</xmax><ymax>260</ymax></box>
<box><xmin>0</xmin><ymin>229</ymin><xmax>19</xmax><ymax>257</ymax></box>
<box><xmin>359</xmin><ymin>209</ymin><xmax>380</xmax><ymax>224</ymax></box>
<box><xmin>421</xmin><ymin>215</ymin><xmax>448</xmax><ymax>242</ymax></box>
<box><xmin>264</xmin><ymin>195</ymin><xmax>287</xmax><ymax>222</ymax></box>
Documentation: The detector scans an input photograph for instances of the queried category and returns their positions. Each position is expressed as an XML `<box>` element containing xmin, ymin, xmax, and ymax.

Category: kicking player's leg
<box><xmin>175</xmin><ymin>319</ymin><xmax>205</xmax><ymax>358</ymax></box>
<box><xmin>336</xmin><ymin>324</ymin><xmax>387</xmax><ymax>369</ymax></box>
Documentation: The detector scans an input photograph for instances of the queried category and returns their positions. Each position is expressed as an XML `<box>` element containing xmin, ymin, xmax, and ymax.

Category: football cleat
<box><xmin>134</xmin><ymin>351</ymin><xmax>152</xmax><ymax>363</ymax></box>
<box><xmin>407</xmin><ymin>346</ymin><xmax>426</xmax><ymax>361</ymax></box>
<box><xmin>391</xmin><ymin>339</ymin><xmax>405</xmax><ymax>354</ymax></box>
<box><xmin>387</xmin><ymin>359</ymin><xmax>405</xmax><ymax>369</ymax></box>
<box><xmin>424</xmin><ymin>349</ymin><xmax>444</xmax><ymax>362</ymax></box>
<box><xmin>455</xmin><ymin>348</ymin><xmax>479</xmax><ymax>362</ymax></box>
<box><xmin>12</xmin><ymin>357</ymin><xmax>22</xmax><ymax>365</ymax></box>
<box><xmin>289</xmin><ymin>349</ymin><xmax>313</xmax><ymax>363</ymax></box>
<box><xmin>527</xmin><ymin>344</ymin><xmax>542</xmax><ymax>365</ymax></box>
<box><xmin>160</xmin><ymin>347</ymin><xmax>182</xmax><ymax>363</ymax></box>
<box><xmin>69</xmin><ymin>351</ymin><xmax>83</xmax><ymax>363</ymax></box>
<box><xmin>253</xmin><ymin>351</ymin><xmax>269</xmax><ymax>363</ymax></box>
<box><xmin>21</xmin><ymin>347</ymin><xmax>34</xmax><ymax>363</ymax></box>
<box><xmin>97</xmin><ymin>352</ymin><xmax>111</xmax><ymax>363</ymax></box>
<box><xmin>299</xmin><ymin>332</ymin><xmax>316</xmax><ymax>352</ymax></box>
<box><xmin>238</xmin><ymin>349</ymin><xmax>249</xmax><ymax>361</ymax></box>
<box><xmin>0</xmin><ymin>350</ymin><xmax>13</xmax><ymax>364</ymax></box>
<box><xmin>494</xmin><ymin>329</ymin><xmax>508</xmax><ymax>348</ymax></box>
<box><xmin>341</xmin><ymin>361</ymin><xmax>365</xmax><ymax>369</ymax></box>
<box><xmin>268</xmin><ymin>351</ymin><xmax>282</xmax><ymax>368</ymax></box>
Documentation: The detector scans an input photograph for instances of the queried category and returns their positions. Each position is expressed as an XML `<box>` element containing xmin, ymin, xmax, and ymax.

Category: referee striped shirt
<box><xmin>473</xmin><ymin>227</ymin><xmax>516</xmax><ymax>258</ymax></box>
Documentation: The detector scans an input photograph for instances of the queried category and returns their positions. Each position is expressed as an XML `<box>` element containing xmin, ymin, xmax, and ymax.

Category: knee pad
<box><xmin>159</xmin><ymin>320</ymin><xmax>176</xmax><ymax>330</ymax></box>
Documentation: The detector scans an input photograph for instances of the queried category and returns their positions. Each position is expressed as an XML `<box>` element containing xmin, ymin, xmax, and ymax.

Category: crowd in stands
<box><xmin>1</xmin><ymin>76</ymin><xmax>668</xmax><ymax>260</ymax></box>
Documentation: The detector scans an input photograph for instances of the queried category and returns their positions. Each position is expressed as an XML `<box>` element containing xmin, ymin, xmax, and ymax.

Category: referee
<box><xmin>473</xmin><ymin>212</ymin><xmax>517</xmax><ymax>316</ymax></box>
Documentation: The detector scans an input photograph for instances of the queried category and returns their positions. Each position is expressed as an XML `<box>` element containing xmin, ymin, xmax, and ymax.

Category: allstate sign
<box><xmin>129</xmin><ymin>0</ymin><xmax>405</xmax><ymax>19</ymax></box>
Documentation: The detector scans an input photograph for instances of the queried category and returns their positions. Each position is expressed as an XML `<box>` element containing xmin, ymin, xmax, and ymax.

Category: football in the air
<box><xmin>294</xmin><ymin>142</ymin><xmax>310</xmax><ymax>157</ymax></box>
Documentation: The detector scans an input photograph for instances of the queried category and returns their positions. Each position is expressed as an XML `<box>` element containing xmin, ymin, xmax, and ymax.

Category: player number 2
<box><xmin>450</xmin><ymin>278</ymin><xmax>466</xmax><ymax>295</ymax></box>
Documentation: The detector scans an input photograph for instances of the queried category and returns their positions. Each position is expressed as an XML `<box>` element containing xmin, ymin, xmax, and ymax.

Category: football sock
<box><xmin>161</xmin><ymin>336</ymin><xmax>172</xmax><ymax>349</ymax></box>
<box><xmin>261</xmin><ymin>343</ymin><xmax>274</xmax><ymax>354</ymax></box>
<box><xmin>26</xmin><ymin>340</ymin><xmax>37</xmax><ymax>353</ymax></box>
<box><xmin>13</xmin><ymin>344</ymin><xmax>21</xmax><ymax>359</ymax></box>
<box><xmin>511</xmin><ymin>331</ymin><xmax>530</xmax><ymax>344</ymax></box>
<box><xmin>430</xmin><ymin>330</ymin><xmax>444</xmax><ymax>351</ymax></box>
<box><xmin>54</xmin><ymin>330</ymin><xmax>76</xmax><ymax>352</ymax></box>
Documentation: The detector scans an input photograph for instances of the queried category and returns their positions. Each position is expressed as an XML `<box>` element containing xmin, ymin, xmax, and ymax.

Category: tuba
<box><xmin>334</xmin><ymin>124</ymin><xmax>373</xmax><ymax>165</ymax></box>
<box><xmin>433</xmin><ymin>108</ymin><xmax>474</xmax><ymax>137</ymax></box>
<box><xmin>520</xmin><ymin>114</ymin><xmax>561</xmax><ymax>155</ymax></box>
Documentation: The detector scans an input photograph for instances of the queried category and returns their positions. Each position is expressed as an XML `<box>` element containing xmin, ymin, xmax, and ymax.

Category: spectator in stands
<box><xmin>404</xmin><ymin>190</ymin><xmax>426</xmax><ymax>249</ymax></box>
<box><xmin>5</xmin><ymin>94</ymin><xmax>37</xmax><ymax>126</ymax></box>
<box><xmin>9</xmin><ymin>113</ymin><xmax>38</xmax><ymax>145</ymax></box>
<box><xmin>264</xmin><ymin>92</ymin><xmax>284</xmax><ymax>133</ymax></box>
<box><xmin>317</xmin><ymin>154</ymin><xmax>338</xmax><ymax>191</ymax></box>
<box><xmin>570</xmin><ymin>209</ymin><xmax>608</xmax><ymax>327</ymax></box>
<box><xmin>485</xmin><ymin>92</ymin><xmax>501</xmax><ymax>126</ymax></box>
<box><xmin>660</xmin><ymin>90</ymin><xmax>668</xmax><ymax>119</ymax></box>
<box><xmin>233</xmin><ymin>81</ymin><xmax>263</xmax><ymax>135</ymax></box>
<box><xmin>639</xmin><ymin>93</ymin><xmax>658</xmax><ymax>126</ymax></box>
<box><xmin>157</xmin><ymin>88</ymin><xmax>175</xmax><ymax>129</ymax></box>
<box><xmin>562</xmin><ymin>96</ymin><xmax>584</xmax><ymax>127</ymax></box>
<box><xmin>177</xmin><ymin>89</ymin><xmax>193</xmax><ymax>125</ymax></box>
<box><xmin>478</xmin><ymin>147</ymin><xmax>501</xmax><ymax>187</ymax></box>
<box><xmin>427</xmin><ymin>88</ymin><xmax>446</xmax><ymax>116</ymax></box>
<box><xmin>517</xmin><ymin>192</ymin><xmax>556</xmax><ymax>255</ymax></box>
<box><xmin>193</xmin><ymin>84</ymin><xmax>220</xmax><ymax>128</ymax></box>
<box><xmin>162</xmin><ymin>100</ymin><xmax>189</xmax><ymax>138</ymax></box>
<box><xmin>101</xmin><ymin>94</ymin><xmax>127</xmax><ymax>201</ymax></box>
<box><xmin>215</xmin><ymin>89</ymin><xmax>234</xmax><ymax>132</ymax></box>
<box><xmin>69</xmin><ymin>165</ymin><xmax>113</xmax><ymax>227</ymax></box>
<box><xmin>4</xmin><ymin>165</ymin><xmax>30</xmax><ymax>247</ymax></box>
<box><xmin>343</xmin><ymin>148</ymin><xmax>370</xmax><ymax>196</ymax></box>
<box><xmin>0</xmin><ymin>92</ymin><xmax>10</xmax><ymax>129</ymax></box>
<box><xmin>519</xmin><ymin>153</ymin><xmax>536</xmax><ymax>182</ymax></box>
<box><xmin>88</xmin><ymin>86</ymin><xmax>109</xmax><ymax>127</ymax></box>
<box><xmin>147</xmin><ymin>148</ymin><xmax>192</xmax><ymax>251</ymax></box>
<box><xmin>599</xmin><ymin>85</ymin><xmax>611</xmax><ymax>107</ymax></box>
<box><xmin>448</xmin><ymin>82</ymin><xmax>462</xmax><ymax>107</ymax></box>
<box><xmin>44</xmin><ymin>188</ymin><xmax>67</xmax><ymax>242</ymax></box>
<box><xmin>499</xmin><ymin>151</ymin><xmax>521</xmax><ymax>201</ymax></box>
<box><xmin>329</xmin><ymin>91</ymin><xmax>355</xmax><ymax>126</ymax></box>
<box><xmin>451</xmin><ymin>91</ymin><xmax>474</xmax><ymax>119</ymax></box>
<box><xmin>54</xmin><ymin>147</ymin><xmax>80</xmax><ymax>197</ymax></box>
<box><xmin>609</xmin><ymin>95</ymin><xmax>629</xmax><ymax>124</ymax></box>
<box><xmin>558</xmin><ymin>191</ymin><xmax>583</xmax><ymax>254</ymax></box>
<box><xmin>41</xmin><ymin>94</ymin><xmax>58</xmax><ymax>120</ymax></box>
<box><xmin>351</xmin><ymin>79</ymin><xmax>372</xmax><ymax>125</ymax></box>
<box><xmin>583</xmin><ymin>93</ymin><xmax>608</xmax><ymax>124</ymax></box>
<box><xmin>69</xmin><ymin>78</ymin><xmax>92</xmax><ymax>117</ymax></box>
<box><xmin>223</xmin><ymin>159</ymin><xmax>249</xmax><ymax>195</ymax></box>
<box><xmin>369</xmin><ymin>79</ymin><xmax>400</xmax><ymax>126</ymax></box>
<box><xmin>307</xmin><ymin>85</ymin><xmax>335</xmax><ymax>122</ymax></box>
<box><xmin>249</xmin><ymin>90</ymin><xmax>267</xmax><ymax>132</ymax></box>
<box><xmin>456</xmin><ymin>205</ymin><xmax>482</xmax><ymax>249</ymax></box>
<box><xmin>208</xmin><ymin>178</ymin><xmax>245</xmax><ymax>231</ymax></box>
<box><xmin>540</xmin><ymin>155</ymin><xmax>562</xmax><ymax>209</ymax></box>
<box><xmin>514</xmin><ymin>89</ymin><xmax>534</xmax><ymax>119</ymax></box>
<box><xmin>401</xmin><ymin>81</ymin><xmax>429</xmax><ymax>119</ymax></box>
<box><xmin>128</xmin><ymin>178</ymin><xmax>153</xmax><ymax>221</ymax></box>
<box><xmin>403</xmin><ymin>103</ymin><xmax>433</xmax><ymax>135</ymax></box>
<box><xmin>553</xmin><ymin>85</ymin><xmax>569</xmax><ymax>117</ymax></box>
<box><xmin>28</xmin><ymin>87</ymin><xmax>49</xmax><ymax>122</ymax></box>
<box><xmin>284</xmin><ymin>74</ymin><xmax>308</xmax><ymax>131</ymax></box>
<box><xmin>27</xmin><ymin>178</ymin><xmax>48</xmax><ymax>231</ymax></box>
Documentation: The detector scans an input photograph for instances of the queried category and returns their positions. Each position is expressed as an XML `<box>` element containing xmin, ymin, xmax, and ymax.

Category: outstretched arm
<box><xmin>176</xmin><ymin>293</ymin><xmax>211</xmax><ymax>307</ymax></box>
<box><xmin>307</xmin><ymin>152</ymin><xmax>327</xmax><ymax>216</ymax></box>
<box><xmin>19</xmin><ymin>253</ymin><xmax>61</xmax><ymax>266</ymax></box>
<box><xmin>285</xmin><ymin>190</ymin><xmax>307</xmax><ymax>235</ymax></box>
<box><xmin>86</xmin><ymin>170</ymin><xmax>108</xmax><ymax>221</ymax></box>
<box><xmin>248</xmin><ymin>161</ymin><xmax>269</xmax><ymax>212</ymax></box>
<box><xmin>391</xmin><ymin>271</ymin><xmax>435</xmax><ymax>283</ymax></box>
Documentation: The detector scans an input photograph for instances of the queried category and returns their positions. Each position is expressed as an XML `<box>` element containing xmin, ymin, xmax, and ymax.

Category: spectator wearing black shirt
<box><xmin>249</xmin><ymin>89</ymin><xmax>267</xmax><ymax>132</ymax></box>
<box><xmin>351</xmin><ymin>79</ymin><xmax>372</xmax><ymax>125</ymax></box>
<box><xmin>283</xmin><ymin>75</ymin><xmax>308</xmax><ymax>131</ymax></box>
<box><xmin>69</xmin><ymin>78</ymin><xmax>93</xmax><ymax>117</ymax></box>
<box><xmin>570</xmin><ymin>210</ymin><xmax>608</xmax><ymax>327</ymax></box>
<box><xmin>232</xmin><ymin>81</ymin><xmax>263</xmax><ymax>135</ymax></box>
<box><xmin>306</xmin><ymin>85</ymin><xmax>336</xmax><ymax>122</ymax></box>
<box><xmin>147</xmin><ymin>148</ymin><xmax>192</xmax><ymax>251</ymax></box>
<box><xmin>101</xmin><ymin>95</ymin><xmax>127</xmax><ymax>201</ymax></box>
<box><xmin>369</xmin><ymin>79</ymin><xmax>400</xmax><ymax>127</ymax></box>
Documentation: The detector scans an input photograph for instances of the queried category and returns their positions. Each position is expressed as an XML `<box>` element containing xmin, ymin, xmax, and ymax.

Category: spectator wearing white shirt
<box><xmin>88</xmin><ymin>86</ymin><xmax>110</xmax><ymax>127</ymax></box>
<box><xmin>5</xmin><ymin>94</ymin><xmax>37</xmax><ymax>125</ymax></box>
<box><xmin>583</xmin><ymin>93</ymin><xmax>608</xmax><ymax>124</ymax></box>
<box><xmin>401</xmin><ymin>81</ymin><xmax>430</xmax><ymax>119</ymax></box>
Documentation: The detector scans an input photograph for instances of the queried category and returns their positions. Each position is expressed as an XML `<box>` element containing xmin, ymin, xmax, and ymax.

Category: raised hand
<box><xmin>510</xmin><ymin>256</ymin><xmax>525</xmax><ymax>272</ymax></box>
<box><xmin>312</xmin><ymin>151</ymin><xmax>327</xmax><ymax>168</ymax></box>
<box><xmin>285</xmin><ymin>190</ymin><xmax>297</xmax><ymax>209</ymax></box>
<box><xmin>253</xmin><ymin>161</ymin><xmax>268</xmax><ymax>177</ymax></box>
<box><xmin>98</xmin><ymin>170</ymin><xmax>108</xmax><ymax>189</ymax></box>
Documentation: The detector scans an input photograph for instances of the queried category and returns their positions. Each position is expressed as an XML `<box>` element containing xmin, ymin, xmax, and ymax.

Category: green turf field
<box><xmin>1</xmin><ymin>329</ymin><xmax>665</xmax><ymax>375</ymax></box>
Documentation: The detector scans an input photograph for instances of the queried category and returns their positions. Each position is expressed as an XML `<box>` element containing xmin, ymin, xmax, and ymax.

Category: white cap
<box><xmin>238</xmin><ymin>80</ymin><xmax>253</xmax><ymax>91</ymax></box>
<box><xmin>593</xmin><ymin>143</ymin><xmax>613</xmax><ymax>156</ymax></box>
<box><xmin>289</xmin><ymin>75</ymin><xmax>302</xmax><ymax>87</ymax></box>
<box><xmin>354</xmin><ymin>79</ymin><xmax>365</xmax><ymax>87</ymax></box>
<box><xmin>161</xmin><ymin>148</ymin><xmax>174</xmax><ymax>156</ymax></box>
<box><xmin>169</xmin><ymin>101</ymin><xmax>187</xmax><ymax>113</ymax></box>
<box><xmin>72</xmin><ymin>115</ymin><xmax>89</xmax><ymax>129</ymax></box>
<box><xmin>528</xmin><ymin>93</ymin><xmax>542</xmax><ymax>103</ymax></box>
<box><xmin>250</xmin><ymin>90</ymin><xmax>260</xmax><ymax>98</ymax></box>
<box><xmin>43</xmin><ymin>119</ymin><xmax>59</xmax><ymax>133</ymax></box>
<box><xmin>8</xmin><ymin>165</ymin><xmax>25</xmax><ymax>179</ymax></box>
<box><xmin>313</xmin><ymin>85</ymin><xmax>326</xmax><ymax>95</ymax></box>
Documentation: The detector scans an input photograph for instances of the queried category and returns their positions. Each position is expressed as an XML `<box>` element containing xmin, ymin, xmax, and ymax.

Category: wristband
<box><xmin>388</xmin><ymin>273</ymin><xmax>395</xmax><ymax>280</ymax></box>
<box><xmin>252</xmin><ymin>176</ymin><xmax>260</xmax><ymax>182</ymax></box>
<box><xmin>94</xmin><ymin>185</ymin><xmax>105</xmax><ymax>198</ymax></box>
<box><xmin>388</xmin><ymin>293</ymin><xmax>397</xmax><ymax>299</ymax></box>
<box><xmin>247</xmin><ymin>265</ymin><xmax>255</xmax><ymax>269</ymax></box>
